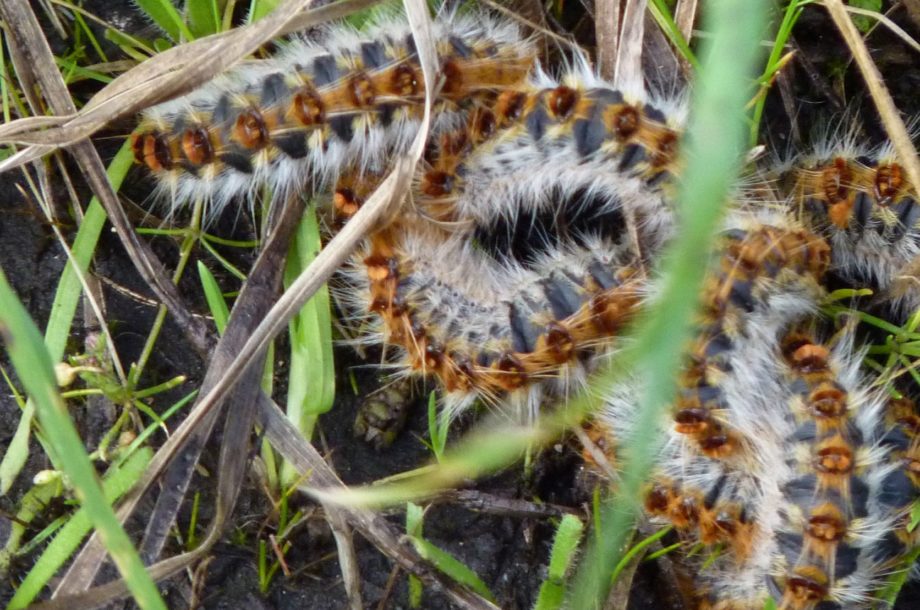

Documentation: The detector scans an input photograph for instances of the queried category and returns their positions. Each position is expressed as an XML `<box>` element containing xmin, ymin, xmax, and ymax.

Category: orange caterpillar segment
<box><xmin>674</xmin><ymin>227</ymin><xmax>831</xmax><ymax>459</ymax></box>
<box><xmin>132</xmin><ymin>20</ymin><xmax>535</xmax><ymax>187</ymax></box>
<box><xmin>792</xmin><ymin>157</ymin><xmax>919</xmax><ymax>236</ymax></box>
<box><xmin>332</xmin><ymin>167</ymin><xmax>386</xmax><ymax>220</ymax></box>
<box><xmin>779</xmin><ymin>153</ymin><xmax>920</xmax><ymax>313</ymax></box>
<box><xmin>773</xmin><ymin>332</ymin><xmax>872</xmax><ymax>610</ymax></box>
<box><xmin>361</xmin><ymin>227</ymin><xmax>643</xmax><ymax>396</ymax></box>
<box><xmin>415</xmin><ymin>85</ymin><xmax>682</xmax><ymax>223</ymax></box>
<box><xmin>579</xmin><ymin>418</ymin><xmax>617</xmax><ymax>469</ymax></box>
<box><xmin>888</xmin><ymin>397</ymin><xmax>920</xmax><ymax>490</ymax></box>
<box><xmin>877</xmin><ymin>397</ymin><xmax>920</xmax><ymax>558</ymax></box>
<box><xmin>418</xmin><ymin>105</ymin><xmax>498</xmax><ymax>220</ymax></box>
<box><xmin>645</xmin><ymin>480</ymin><xmax>756</xmax><ymax>560</ymax></box>
<box><xmin>130</xmin><ymin>130</ymin><xmax>176</xmax><ymax>173</ymax></box>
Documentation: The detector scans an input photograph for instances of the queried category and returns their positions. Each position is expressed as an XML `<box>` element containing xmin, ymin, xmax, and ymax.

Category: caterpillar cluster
<box><xmin>130</xmin><ymin>10</ymin><xmax>920</xmax><ymax>609</ymax></box>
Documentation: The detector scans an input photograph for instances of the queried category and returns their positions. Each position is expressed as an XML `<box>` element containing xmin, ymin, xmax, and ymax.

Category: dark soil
<box><xmin>2</xmin><ymin>2</ymin><xmax>920</xmax><ymax>609</ymax></box>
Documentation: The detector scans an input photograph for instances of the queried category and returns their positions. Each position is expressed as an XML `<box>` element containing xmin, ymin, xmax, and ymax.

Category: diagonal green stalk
<box><xmin>567</xmin><ymin>0</ymin><xmax>769</xmax><ymax>606</ymax></box>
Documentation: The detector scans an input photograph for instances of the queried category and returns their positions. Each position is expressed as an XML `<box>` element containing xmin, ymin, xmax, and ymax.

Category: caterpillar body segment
<box><xmin>640</xmin><ymin>332</ymin><xmax>910</xmax><ymax>610</ymax></box>
<box><xmin>874</xmin><ymin>397</ymin><xmax>920</xmax><ymax>564</ymax></box>
<box><xmin>414</xmin><ymin>68</ymin><xmax>685</xmax><ymax>247</ymax></box>
<box><xmin>345</xmin><ymin>222</ymin><xmax>645</xmax><ymax>419</ymax></box>
<box><xmin>766</xmin><ymin>332</ymin><xmax>898</xmax><ymax>610</ymax></box>
<box><xmin>598</xmin><ymin>222</ymin><xmax>914</xmax><ymax>609</ymax></box>
<box><xmin>672</xmin><ymin>222</ymin><xmax>830</xmax><ymax>459</ymax></box>
<box><xmin>131</xmin><ymin>13</ymin><xmax>536</xmax><ymax>218</ymax></box>
<box><xmin>635</xmin><ymin>223</ymin><xmax>831</xmax><ymax>554</ymax></box>
<box><xmin>779</xmin><ymin>153</ymin><xmax>920</xmax><ymax>314</ymax></box>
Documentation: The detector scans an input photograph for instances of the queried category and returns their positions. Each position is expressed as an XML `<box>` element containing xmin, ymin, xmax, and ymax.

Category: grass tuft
<box><xmin>0</xmin><ymin>267</ymin><xmax>166</xmax><ymax>609</ymax></box>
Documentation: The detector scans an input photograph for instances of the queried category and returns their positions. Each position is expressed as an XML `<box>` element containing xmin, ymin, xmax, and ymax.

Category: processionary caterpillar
<box><xmin>130</xmin><ymin>8</ymin><xmax>920</xmax><ymax>609</ymax></box>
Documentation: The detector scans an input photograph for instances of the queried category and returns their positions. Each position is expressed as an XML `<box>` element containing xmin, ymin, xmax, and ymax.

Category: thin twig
<box><xmin>614</xmin><ymin>0</ymin><xmax>647</xmax><ymax>92</ymax></box>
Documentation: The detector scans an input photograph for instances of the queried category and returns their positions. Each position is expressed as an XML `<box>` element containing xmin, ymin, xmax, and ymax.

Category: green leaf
<box><xmin>547</xmin><ymin>514</ymin><xmax>583</xmax><ymax>581</ymax></box>
<box><xmin>405</xmin><ymin>502</ymin><xmax>426</xmax><ymax>606</ymax></box>
<box><xmin>197</xmin><ymin>261</ymin><xmax>230</xmax><ymax>335</ymax></box>
<box><xmin>427</xmin><ymin>390</ymin><xmax>449</xmax><ymax>461</ymax></box>
<box><xmin>248</xmin><ymin>0</ymin><xmax>282</xmax><ymax>23</ymax></box>
<box><xmin>186</xmin><ymin>0</ymin><xmax>222</xmax><ymax>37</ymax></box>
<box><xmin>134</xmin><ymin>0</ymin><xmax>195</xmax><ymax>41</ymax></box>
<box><xmin>406</xmin><ymin>501</ymin><xmax>425</xmax><ymax>537</ymax></box>
<box><xmin>407</xmin><ymin>535</ymin><xmax>495</xmax><ymax>602</ymax></box>
<box><xmin>0</xmin><ymin>475</ymin><xmax>61</xmax><ymax>577</ymax></box>
<box><xmin>534</xmin><ymin>514</ymin><xmax>584</xmax><ymax>610</ymax></box>
<box><xmin>848</xmin><ymin>0</ymin><xmax>882</xmax><ymax>33</ymax></box>
<box><xmin>408</xmin><ymin>574</ymin><xmax>423</xmax><ymax>607</ymax></box>
<box><xmin>280</xmin><ymin>207</ymin><xmax>335</xmax><ymax>487</ymax></box>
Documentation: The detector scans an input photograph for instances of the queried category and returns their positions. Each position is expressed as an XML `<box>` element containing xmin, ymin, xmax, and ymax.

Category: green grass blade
<box><xmin>848</xmin><ymin>0</ymin><xmax>882</xmax><ymax>32</ymax></box>
<box><xmin>609</xmin><ymin>526</ymin><xmax>671</xmax><ymax>583</ymax></box>
<box><xmin>405</xmin><ymin>501</ymin><xmax>424</xmax><ymax>536</ymax></box>
<box><xmin>134</xmin><ymin>0</ymin><xmax>195</xmax><ymax>41</ymax></box>
<box><xmin>567</xmin><ymin>0</ymin><xmax>769</xmax><ymax>607</ymax></box>
<box><xmin>248</xmin><ymin>0</ymin><xmax>282</xmax><ymax>23</ymax></box>
<box><xmin>0</xmin><ymin>269</ymin><xmax>166</xmax><ymax>609</ymax></box>
<box><xmin>407</xmin><ymin>535</ymin><xmax>495</xmax><ymax>602</ymax></box>
<box><xmin>547</xmin><ymin>514</ymin><xmax>584</xmax><ymax>580</ymax></box>
<box><xmin>0</xmin><ymin>141</ymin><xmax>132</xmax><ymax>495</ymax></box>
<box><xmin>0</xmin><ymin>476</ymin><xmax>61</xmax><ymax>576</ymax></box>
<box><xmin>197</xmin><ymin>261</ymin><xmax>230</xmax><ymax>334</ymax></box>
<box><xmin>648</xmin><ymin>0</ymin><xmax>699</xmax><ymax>69</ymax></box>
<box><xmin>749</xmin><ymin>0</ymin><xmax>808</xmax><ymax>145</ymax></box>
<box><xmin>533</xmin><ymin>514</ymin><xmax>584</xmax><ymax>610</ymax></box>
<box><xmin>427</xmin><ymin>390</ymin><xmax>449</xmax><ymax>461</ymax></box>
<box><xmin>186</xmin><ymin>0</ymin><xmax>222</xmax><ymax>37</ymax></box>
<box><xmin>6</xmin><ymin>448</ymin><xmax>153</xmax><ymax>609</ymax></box>
<box><xmin>281</xmin><ymin>207</ymin><xmax>335</xmax><ymax>486</ymax></box>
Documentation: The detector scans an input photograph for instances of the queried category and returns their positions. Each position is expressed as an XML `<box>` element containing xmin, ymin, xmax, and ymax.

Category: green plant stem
<box><xmin>129</xmin><ymin>200</ymin><xmax>203</xmax><ymax>386</ymax></box>
<box><xmin>568</xmin><ymin>0</ymin><xmax>769</xmax><ymax>606</ymax></box>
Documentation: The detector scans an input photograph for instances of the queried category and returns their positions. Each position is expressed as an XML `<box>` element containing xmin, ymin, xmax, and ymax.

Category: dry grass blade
<box><xmin>326</xmin><ymin>508</ymin><xmax>363</xmax><ymax>610</ymax></box>
<box><xmin>595</xmin><ymin>0</ymin><xmax>622</xmax><ymax>81</ymax></box>
<box><xmin>673</xmin><ymin>0</ymin><xmax>698</xmax><ymax>74</ymax></box>
<box><xmin>845</xmin><ymin>4</ymin><xmax>920</xmax><ymax>54</ymax></box>
<box><xmin>823</xmin><ymin>0</ymin><xmax>920</xmax><ymax>200</ymax></box>
<box><xmin>481</xmin><ymin>0</ymin><xmax>578</xmax><ymax>54</ymax></box>
<box><xmin>674</xmin><ymin>0</ymin><xmax>698</xmax><ymax>41</ymax></box>
<box><xmin>615</xmin><ymin>0</ymin><xmax>648</xmax><ymax>92</ymax></box>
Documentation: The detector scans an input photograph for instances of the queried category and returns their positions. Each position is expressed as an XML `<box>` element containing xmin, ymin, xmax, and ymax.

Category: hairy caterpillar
<box><xmin>128</xmin><ymin>8</ymin><xmax>920</xmax><ymax>609</ymax></box>
<box><xmin>131</xmin><ymin>12</ymin><xmax>535</xmax><ymax>218</ymax></box>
